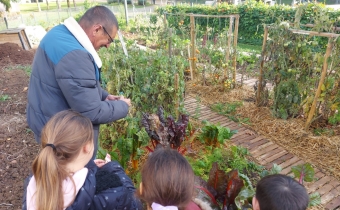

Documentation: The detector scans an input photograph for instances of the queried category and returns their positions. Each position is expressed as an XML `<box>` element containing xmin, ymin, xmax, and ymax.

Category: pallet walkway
<box><xmin>184</xmin><ymin>90</ymin><xmax>340</xmax><ymax>210</ymax></box>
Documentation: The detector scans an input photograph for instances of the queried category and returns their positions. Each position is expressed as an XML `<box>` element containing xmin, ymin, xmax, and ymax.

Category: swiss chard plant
<box><xmin>199</xmin><ymin>121</ymin><xmax>237</xmax><ymax>147</ymax></box>
<box><xmin>194</xmin><ymin>162</ymin><xmax>255</xmax><ymax>210</ymax></box>
<box><xmin>141</xmin><ymin>106</ymin><xmax>189</xmax><ymax>153</ymax></box>
<box><xmin>291</xmin><ymin>163</ymin><xmax>321</xmax><ymax>207</ymax></box>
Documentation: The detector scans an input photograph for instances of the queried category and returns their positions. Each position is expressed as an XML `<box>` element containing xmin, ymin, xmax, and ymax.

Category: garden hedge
<box><xmin>157</xmin><ymin>1</ymin><xmax>340</xmax><ymax>45</ymax></box>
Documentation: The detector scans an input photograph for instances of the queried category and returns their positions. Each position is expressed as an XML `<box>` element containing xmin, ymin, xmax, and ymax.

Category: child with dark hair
<box><xmin>253</xmin><ymin>174</ymin><xmax>309</xmax><ymax>210</ymax></box>
<box><xmin>137</xmin><ymin>148</ymin><xmax>196</xmax><ymax>210</ymax></box>
<box><xmin>22</xmin><ymin>110</ymin><xmax>141</xmax><ymax>210</ymax></box>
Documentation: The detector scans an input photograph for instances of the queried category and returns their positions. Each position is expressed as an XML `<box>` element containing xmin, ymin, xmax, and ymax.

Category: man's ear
<box><xmin>252</xmin><ymin>196</ymin><xmax>260</xmax><ymax>210</ymax></box>
<box><xmin>92</xmin><ymin>24</ymin><xmax>101</xmax><ymax>36</ymax></box>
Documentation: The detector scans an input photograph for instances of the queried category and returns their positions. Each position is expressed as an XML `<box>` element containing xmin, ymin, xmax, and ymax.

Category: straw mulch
<box><xmin>185</xmin><ymin>81</ymin><xmax>340</xmax><ymax>183</ymax></box>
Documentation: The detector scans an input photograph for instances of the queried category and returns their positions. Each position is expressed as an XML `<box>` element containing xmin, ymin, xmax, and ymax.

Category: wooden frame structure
<box><xmin>164</xmin><ymin>13</ymin><xmax>240</xmax><ymax>84</ymax></box>
<box><xmin>257</xmin><ymin>25</ymin><xmax>340</xmax><ymax>129</ymax></box>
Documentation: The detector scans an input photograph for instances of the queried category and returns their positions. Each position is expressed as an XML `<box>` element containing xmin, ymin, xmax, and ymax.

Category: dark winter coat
<box><xmin>22</xmin><ymin>161</ymin><xmax>142</xmax><ymax>210</ymax></box>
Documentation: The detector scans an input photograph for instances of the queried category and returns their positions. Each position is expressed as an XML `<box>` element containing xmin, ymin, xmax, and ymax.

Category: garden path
<box><xmin>184</xmin><ymin>74</ymin><xmax>340</xmax><ymax>210</ymax></box>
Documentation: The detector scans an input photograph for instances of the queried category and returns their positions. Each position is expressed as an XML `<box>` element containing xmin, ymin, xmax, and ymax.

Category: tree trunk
<box><xmin>46</xmin><ymin>0</ymin><xmax>49</xmax><ymax>10</ymax></box>
<box><xmin>73</xmin><ymin>0</ymin><xmax>76</xmax><ymax>7</ymax></box>
<box><xmin>36</xmin><ymin>0</ymin><xmax>41</xmax><ymax>12</ymax></box>
<box><xmin>67</xmin><ymin>0</ymin><xmax>70</xmax><ymax>8</ymax></box>
<box><xmin>56</xmin><ymin>0</ymin><xmax>61</xmax><ymax>9</ymax></box>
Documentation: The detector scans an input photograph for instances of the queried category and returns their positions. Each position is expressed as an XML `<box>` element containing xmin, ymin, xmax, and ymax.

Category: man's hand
<box><xmin>106</xmin><ymin>94</ymin><xmax>131</xmax><ymax>106</ymax></box>
<box><xmin>106</xmin><ymin>95</ymin><xmax>120</xmax><ymax>101</ymax></box>
<box><xmin>120</xmin><ymin>97</ymin><xmax>131</xmax><ymax>107</ymax></box>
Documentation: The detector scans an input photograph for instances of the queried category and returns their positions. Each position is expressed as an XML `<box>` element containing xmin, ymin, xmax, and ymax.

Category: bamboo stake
<box><xmin>305</xmin><ymin>38</ymin><xmax>334</xmax><ymax>129</ymax></box>
<box><xmin>174</xmin><ymin>73</ymin><xmax>179</xmax><ymax>119</ymax></box>
<box><xmin>190</xmin><ymin>14</ymin><xmax>196</xmax><ymax>79</ymax></box>
<box><xmin>168</xmin><ymin>28</ymin><xmax>172</xmax><ymax>58</ymax></box>
<box><xmin>256</xmin><ymin>26</ymin><xmax>269</xmax><ymax>106</ymax></box>
<box><xmin>225</xmin><ymin>17</ymin><xmax>233</xmax><ymax>78</ymax></box>
<box><xmin>188</xmin><ymin>45</ymin><xmax>193</xmax><ymax>80</ymax></box>
<box><xmin>232</xmin><ymin>16</ymin><xmax>239</xmax><ymax>87</ymax></box>
<box><xmin>163</xmin><ymin>13</ymin><xmax>167</xmax><ymax>28</ymax></box>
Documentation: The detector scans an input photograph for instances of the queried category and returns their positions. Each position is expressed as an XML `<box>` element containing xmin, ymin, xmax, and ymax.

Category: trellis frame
<box><xmin>257</xmin><ymin>25</ymin><xmax>340</xmax><ymax>129</ymax></box>
<box><xmin>164</xmin><ymin>13</ymin><xmax>240</xmax><ymax>83</ymax></box>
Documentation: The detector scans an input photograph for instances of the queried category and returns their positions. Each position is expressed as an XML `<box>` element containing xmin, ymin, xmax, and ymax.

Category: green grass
<box><xmin>19</xmin><ymin>2</ymin><xmax>85</xmax><ymax>13</ymax></box>
<box><xmin>5</xmin><ymin>65</ymin><xmax>32</xmax><ymax>76</ymax></box>
<box><xmin>237</xmin><ymin>43</ymin><xmax>262</xmax><ymax>53</ymax></box>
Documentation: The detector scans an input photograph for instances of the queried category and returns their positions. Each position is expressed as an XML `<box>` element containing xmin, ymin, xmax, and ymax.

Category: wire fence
<box><xmin>0</xmin><ymin>5</ymin><xmax>156</xmax><ymax>31</ymax></box>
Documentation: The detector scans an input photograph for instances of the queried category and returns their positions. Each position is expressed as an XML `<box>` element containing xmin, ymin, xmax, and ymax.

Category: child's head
<box><xmin>253</xmin><ymin>174</ymin><xmax>309</xmax><ymax>210</ymax></box>
<box><xmin>138</xmin><ymin>148</ymin><xmax>195</xmax><ymax>209</ymax></box>
<box><xmin>32</xmin><ymin>110</ymin><xmax>94</xmax><ymax>210</ymax></box>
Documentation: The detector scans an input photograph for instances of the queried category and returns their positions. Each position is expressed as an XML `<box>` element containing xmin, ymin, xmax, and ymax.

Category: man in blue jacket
<box><xmin>26</xmin><ymin>6</ymin><xmax>131</xmax><ymax>158</ymax></box>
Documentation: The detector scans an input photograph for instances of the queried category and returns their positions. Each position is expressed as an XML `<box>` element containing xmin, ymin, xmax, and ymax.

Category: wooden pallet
<box><xmin>184</xmin><ymin>96</ymin><xmax>340</xmax><ymax>210</ymax></box>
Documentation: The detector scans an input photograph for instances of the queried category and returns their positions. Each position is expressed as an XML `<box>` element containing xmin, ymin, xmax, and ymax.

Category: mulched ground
<box><xmin>0</xmin><ymin>43</ymin><xmax>39</xmax><ymax>209</ymax></box>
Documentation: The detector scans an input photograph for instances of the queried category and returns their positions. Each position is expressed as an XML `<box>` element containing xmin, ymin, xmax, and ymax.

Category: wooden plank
<box><xmin>231</xmin><ymin>130</ymin><xmax>247</xmax><ymax>141</ymax></box>
<box><xmin>231</xmin><ymin>129</ymin><xmax>254</xmax><ymax>138</ymax></box>
<box><xmin>279</xmin><ymin>156</ymin><xmax>301</xmax><ymax>169</ymax></box>
<box><xmin>235</xmin><ymin>135</ymin><xmax>259</xmax><ymax>148</ymax></box>
<box><xmin>258</xmin><ymin>147</ymin><xmax>284</xmax><ymax>160</ymax></box>
<box><xmin>261</xmin><ymin>149</ymin><xmax>288</xmax><ymax>165</ymax></box>
<box><xmin>199</xmin><ymin>112</ymin><xmax>220</xmax><ymax>120</ymax></box>
<box><xmin>185</xmin><ymin>104</ymin><xmax>208</xmax><ymax>111</ymax></box>
<box><xmin>252</xmin><ymin>144</ymin><xmax>279</xmax><ymax>157</ymax></box>
<box><xmin>184</xmin><ymin>97</ymin><xmax>197</xmax><ymax>104</ymax></box>
<box><xmin>325</xmin><ymin>196</ymin><xmax>340</xmax><ymax>210</ymax></box>
<box><xmin>227</xmin><ymin>124</ymin><xmax>243</xmax><ymax>130</ymax></box>
<box><xmin>209</xmin><ymin>115</ymin><xmax>228</xmax><ymax>123</ymax></box>
<box><xmin>264</xmin><ymin>153</ymin><xmax>294</xmax><ymax>169</ymax></box>
<box><xmin>321</xmin><ymin>188</ymin><xmax>340</xmax><ymax>205</ymax></box>
<box><xmin>233</xmin><ymin>135</ymin><xmax>263</xmax><ymax>147</ymax></box>
<box><xmin>249</xmin><ymin>139</ymin><xmax>271</xmax><ymax>152</ymax></box>
<box><xmin>200</xmin><ymin>114</ymin><xmax>223</xmax><ymax>122</ymax></box>
<box><xmin>317</xmin><ymin>184</ymin><xmax>334</xmax><ymax>196</ymax></box>
<box><xmin>281</xmin><ymin>160</ymin><xmax>304</xmax><ymax>175</ymax></box>
<box><xmin>304</xmin><ymin>172</ymin><xmax>327</xmax><ymax>192</ymax></box>
<box><xmin>307</xmin><ymin>176</ymin><xmax>333</xmax><ymax>192</ymax></box>
<box><xmin>328</xmin><ymin>180</ymin><xmax>340</xmax><ymax>188</ymax></box>
<box><xmin>235</xmin><ymin>133</ymin><xmax>258</xmax><ymax>144</ymax></box>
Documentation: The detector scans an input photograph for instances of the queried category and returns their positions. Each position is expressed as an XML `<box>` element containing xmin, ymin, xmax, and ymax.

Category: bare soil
<box><xmin>0</xmin><ymin>43</ymin><xmax>39</xmax><ymax>209</ymax></box>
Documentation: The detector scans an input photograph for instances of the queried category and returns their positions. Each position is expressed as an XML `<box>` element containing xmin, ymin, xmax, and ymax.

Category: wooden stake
<box><xmin>163</xmin><ymin>13</ymin><xmax>167</xmax><ymax>28</ymax></box>
<box><xmin>232</xmin><ymin>16</ymin><xmax>239</xmax><ymax>87</ymax></box>
<box><xmin>174</xmin><ymin>73</ymin><xmax>179</xmax><ymax>119</ymax></box>
<box><xmin>256</xmin><ymin>26</ymin><xmax>269</xmax><ymax>106</ymax></box>
<box><xmin>305</xmin><ymin>38</ymin><xmax>334</xmax><ymax>129</ymax></box>
<box><xmin>168</xmin><ymin>28</ymin><xmax>172</xmax><ymax>58</ymax></box>
<box><xmin>225</xmin><ymin>17</ymin><xmax>233</xmax><ymax>78</ymax></box>
<box><xmin>188</xmin><ymin>45</ymin><xmax>193</xmax><ymax>80</ymax></box>
<box><xmin>190</xmin><ymin>14</ymin><xmax>196</xmax><ymax>79</ymax></box>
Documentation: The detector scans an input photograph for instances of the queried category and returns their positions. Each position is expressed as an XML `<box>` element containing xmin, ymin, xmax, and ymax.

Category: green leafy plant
<box><xmin>291</xmin><ymin>163</ymin><xmax>321</xmax><ymax>207</ymax></box>
<box><xmin>273</xmin><ymin>80</ymin><xmax>301</xmax><ymax>120</ymax></box>
<box><xmin>260</xmin><ymin>163</ymin><xmax>282</xmax><ymax>178</ymax></box>
<box><xmin>0</xmin><ymin>94</ymin><xmax>10</xmax><ymax>101</ymax></box>
<box><xmin>198</xmin><ymin>121</ymin><xmax>237</xmax><ymax>146</ymax></box>
<box><xmin>211</xmin><ymin>102</ymin><xmax>250</xmax><ymax>124</ymax></box>
<box><xmin>291</xmin><ymin>163</ymin><xmax>315</xmax><ymax>184</ymax></box>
